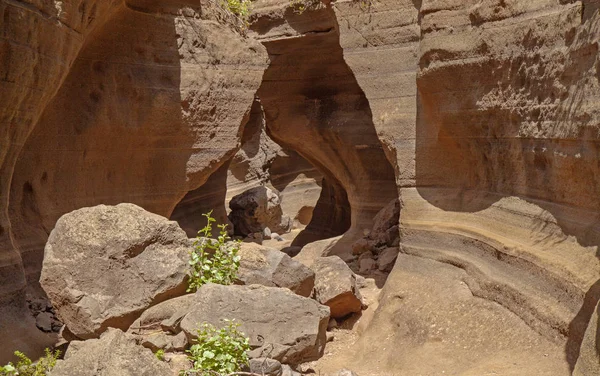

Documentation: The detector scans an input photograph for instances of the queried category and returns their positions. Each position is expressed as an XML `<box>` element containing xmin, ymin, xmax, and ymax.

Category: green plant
<box><xmin>154</xmin><ymin>349</ymin><xmax>165</xmax><ymax>362</ymax></box>
<box><xmin>0</xmin><ymin>349</ymin><xmax>60</xmax><ymax>376</ymax></box>
<box><xmin>222</xmin><ymin>0</ymin><xmax>252</xmax><ymax>24</ymax></box>
<box><xmin>289</xmin><ymin>0</ymin><xmax>321</xmax><ymax>14</ymax></box>
<box><xmin>187</xmin><ymin>211</ymin><xmax>242</xmax><ymax>292</ymax></box>
<box><xmin>181</xmin><ymin>320</ymin><xmax>250</xmax><ymax>375</ymax></box>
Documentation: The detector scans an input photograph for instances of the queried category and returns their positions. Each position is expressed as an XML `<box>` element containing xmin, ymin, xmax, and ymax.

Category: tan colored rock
<box><xmin>229</xmin><ymin>186</ymin><xmax>292</xmax><ymax>236</ymax></box>
<box><xmin>40</xmin><ymin>204</ymin><xmax>191</xmax><ymax>339</ymax></box>
<box><xmin>238</xmin><ymin>243</ymin><xmax>315</xmax><ymax>297</ymax></box>
<box><xmin>312</xmin><ymin>256</ymin><xmax>363</xmax><ymax>319</ymax></box>
<box><xmin>1</xmin><ymin>0</ymin><xmax>267</xmax><ymax>361</ymax></box>
<box><xmin>51</xmin><ymin>328</ymin><xmax>172</xmax><ymax>376</ymax></box>
<box><xmin>573</xmin><ymin>300</ymin><xmax>600</xmax><ymax>376</ymax></box>
<box><xmin>294</xmin><ymin>236</ymin><xmax>342</xmax><ymax>268</ymax></box>
<box><xmin>251</xmin><ymin>2</ymin><xmax>398</xmax><ymax>248</ymax></box>
<box><xmin>377</xmin><ymin>247</ymin><xmax>399</xmax><ymax>273</ymax></box>
<box><xmin>180</xmin><ymin>284</ymin><xmax>330</xmax><ymax>365</ymax></box>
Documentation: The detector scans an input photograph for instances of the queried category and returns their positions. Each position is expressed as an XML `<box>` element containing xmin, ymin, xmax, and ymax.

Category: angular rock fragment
<box><xmin>294</xmin><ymin>236</ymin><xmax>342</xmax><ymax>268</ymax></box>
<box><xmin>40</xmin><ymin>204</ymin><xmax>191</xmax><ymax>339</ymax></box>
<box><xmin>249</xmin><ymin>358</ymin><xmax>283</xmax><ymax>376</ymax></box>
<box><xmin>127</xmin><ymin>294</ymin><xmax>196</xmax><ymax>352</ymax></box>
<box><xmin>229</xmin><ymin>186</ymin><xmax>292</xmax><ymax>236</ymax></box>
<box><xmin>312</xmin><ymin>256</ymin><xmax>363</xmax><ymax>318</ymax></box>
<box><xmin>238</xmin><ymin>243</ymin><xmax>315</xmax><ymax>297</ymax></box>
<box><xmin>377</xmin><ymin>247</ymin><xmax>399</xmax><ymax>272</ymax></box>
<box><xmin>51</xmin><ymin>328</ymin><xmax>171</xmax><ymax>376</ymax></box>
<box><xmin>180</xmin><ymin>284</ymin><xmax>329</xmax><ymax>365</ymax></box>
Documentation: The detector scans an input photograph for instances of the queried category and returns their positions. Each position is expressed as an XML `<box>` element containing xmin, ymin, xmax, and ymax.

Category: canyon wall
<box><xmin>3</xmin><ymin>0</ymin><xmax>600</xmax><ymax>370</ymax></box>
<box><xmin>0</xmin><ymin>0</ymin><xmax>266</xmax><ymax>361</ymax></box>
<box><xmin>252</xmin><ymin>0</ymin><xmax>600</xmax><ymax>370</ymax></box>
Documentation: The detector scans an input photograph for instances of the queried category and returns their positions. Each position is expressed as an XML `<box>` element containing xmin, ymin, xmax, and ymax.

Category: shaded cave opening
<box><xmin>170</xmin><ymin>98</ymin><xmax>352</xmax><ymax>249</ymax></box>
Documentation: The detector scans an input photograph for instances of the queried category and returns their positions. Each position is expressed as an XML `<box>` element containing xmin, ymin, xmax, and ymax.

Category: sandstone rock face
<box><xmin>250</xmin><ymin>2</ymin><xmax>398</xmax><ymax>253</ymax></box>
<box><xmin>312</xmin><ymin>256</ymin><xmax>363</xmax><ymax>319</ymax></box>
<box><xmin>229</xmin><ymin>186</ymin><xmax>292</xmax><ymax>236</ymax></box>
<box><xmin>180</xmin><ymin>283</ymin><xmax>330</xmax><ymax>364</ymax></box>
<box><xmin>40</xmin><ymin>204</ymin><xmax>191</xmax><ymax>339</ymax></box>
<box><xmin>50</xmin><ymin>328</ymin><xmax>172</xmax><ymax>376</ymax></box>
<box><xmin>573</xmin><ymin>300</ymin><xmax>600</xmax><ymax>376</ymax></box>
<box><xmin>238</xmin><ymin>243</ymin><xmax>315</xmax><ymax>297</ymax></box>
<box><xmin>1</xmin><ymin>0</ymin><xmax>267</xmax><ymax>361</ymax></box>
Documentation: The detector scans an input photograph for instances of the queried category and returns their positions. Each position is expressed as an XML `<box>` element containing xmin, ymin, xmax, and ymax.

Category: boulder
<box><xmin>369</xmin><ymin>199</ymin><xmax>401</xmax><ymax>245</ymax></box>
<box><xmin>50</xmin><ymin>328</ymin><xmax>172</xmax><ymax>376</ymax></box>
<box><xmin>358</xmin><ymin>258</ymin><xmax>376</xmax><ymax>274</ymax></box>
<box><xmin>40</xmin><ymin>204</ymin><xmax>191</xmax><ymax>339</ymax></box>
<box><xmin>351</xmin><ymin>238</ymin><xmax>376</xmax><ymax>256</ymax></box>
<box><xmin>294</xmin><ymin>236</ymin><xmax>342</xmax><ymax>268</ymax></box>
<box><xmin>237</xmin><ymin>243</ymin><xmax>315</xmax><ymax>297</ymax></box>
<box><xmin>377</xmin><ymin>247</ymin><xmax>399</xmax><ymax>272</ymax></box>
<box><xmin>229</xmin><ymin>186</ymin><xmax>292</xmax><ymax>237</ymax></box>
<box><xmin>312</xmin><ymin>256</ymin><xmax>363</xmax><ymax>319</ymax></box>
<box><xmin>249</xmin><ymin>358</ymin><xmax>283</xmax><ymax>376</ymax></box>
<box><xmin>127</xmin><ymin>294</ymin><xmax>196</xmax><ymax>352</ymax></box>
<box><xmin>180</xmin><ymin>284</ymin><xmax>330</xmax><ymax>364</ymax></box>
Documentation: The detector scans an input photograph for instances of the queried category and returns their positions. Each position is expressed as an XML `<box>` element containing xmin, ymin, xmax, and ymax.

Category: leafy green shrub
<box><xmin>0</xmin><ymin>349</ymin><xmax>60</xmax><ymax>376</ymax></box>
<box><xmin>223</xmin><ymin>0</ymin><xmax>252</xmax><ymax>24</ymax></box>
<box><xmin>154</xmin><ymin>349</ymin><xmax>165</xmax><ymax>362</ymax></box>
<box><xmin>187</xmin><ymin>211</ymin><xmax>242</xmax><ymax>292</ymax></box>
<box><xmin>181</xmin><ymin>320</ymin><xmax>250</xmax><ymax>375</ymax></box>
<box><xmin>289</xmin><ymin>0</ymin><xmax>321</xmax><ymax>14</ymax></box>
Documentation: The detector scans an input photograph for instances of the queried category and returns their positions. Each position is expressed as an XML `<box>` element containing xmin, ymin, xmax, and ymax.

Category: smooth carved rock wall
<box><xmin>1</xmin><ymin>0</ymin><xmax>266</xmax><ymax>362</ymax></box>
<box><xmin>251</xmin><ymin>3</ymin><xmax>398</xmax><ymax>250</ymax></box>
<box><xmin>331</xmin><ymin>0</ymin><xmax>600</xmax><ymax>370</ymax></box>
<box><xmin>409</xmin><ymin>0</ymin><xmax>600</xmax><ymax>370</ymax></box>
<box><xmin>0</xmin><ymin>0</ymin><xmax>122</xmax><ymax>361</ymax></box>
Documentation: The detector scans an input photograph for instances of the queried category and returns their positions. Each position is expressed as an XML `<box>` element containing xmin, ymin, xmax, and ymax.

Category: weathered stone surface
<box><xmin>377</xmin><ymin>247</ymin><xmax>399</xmax><ymax>273</ymax></box>
<box><xmin>294</xmin><ymin>236</ymin><xmax>342</xmax><ymax>268</ymax></box>
<box><xmin>128</xmin><ymin>294</ymin><xmax>197</xmax><ymax>336</ymax></box>
<box><xmin>127</xmin><ymin>294</ymin><xmax>196</xmax><ymax>353</ymax></box>
<box><xmin>574</xmin><ymin>301</ymin><xmax>600</xmax><ymax>376</ymax></box>
<box><xmin>238</xmin><ymin>243</ymin><xmax>315</xmax><ymax>297</ymax></box>
<box><xmin>40</xmin><ymin>204</ymin><xmax>191</xmax><ymax>339</ymax></box>
<box><xmin>249</xmin><ymin>358</ymin><xmax>283</xmax><ymax>376</ymax></box>
<box><xmin>180</xmin><ymin>284</ymin><xmax>329</xmax><ymax>364</ymax></box>
<box><xmin>229</xmin><ymin>186</ymin><xmax>292</xmax><ymax>236</ymax></box>
<box><xmin>369</xmin><ymin>199</ymin><xmax>401</xmax><ymax>244</ymax></box>
<box><xmin>1</xmin><ymin>0</ymin><xmax>267</xmax><ymax>361</ymax></box>
<box><xmin>312</xmin><ymin>256</ymin><xmax>363</xmax><ymax>319</ymax></box>
<box><xmin>251</xmin><ymin>2</ymin><xmax>398</xmax><ymax>254</ymax></box>
<box><xmin>50</xmin><ymin>328</ymin><xmax>171</xmax><ymax>376</ymax></box>
<box><xmin>336</xmin><ymin>370</ymin><xmax>359</xmax><ymax>376</ymax></box>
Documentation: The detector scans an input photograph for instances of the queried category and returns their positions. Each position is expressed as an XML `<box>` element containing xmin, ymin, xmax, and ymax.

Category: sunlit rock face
<box><xmin>1</xmin><ymin>0</ymin><xmax>266</xmax><ymax>361</ymax></box>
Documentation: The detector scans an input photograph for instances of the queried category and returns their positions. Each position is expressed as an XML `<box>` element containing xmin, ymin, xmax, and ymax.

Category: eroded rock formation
<box><xmin>3</xmin><ymin>0</ymin><xmax>600</xmax><ymax>372</ymax></box>
<box><xmin>1</xmin><ymin>0</ymin><xmax>266</xmax><ymax>361</ymax></box>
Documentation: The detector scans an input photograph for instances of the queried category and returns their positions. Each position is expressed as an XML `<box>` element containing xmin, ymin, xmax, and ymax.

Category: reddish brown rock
<box><xmin>312</xmin><ymin>256</ymin><xmax>363</xmax><ymax>319</ymax></box>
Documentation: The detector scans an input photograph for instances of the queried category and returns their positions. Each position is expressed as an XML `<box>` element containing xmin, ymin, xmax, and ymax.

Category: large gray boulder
<box><xmin>237</xmin><ymin>243</ymin><xmax>315</xmax><ymax>297</ymax></box>
<box><xmin>229</xmin><ymin>186</ymin><xmax>291</xmax><ymax>236</ymax></box>
<box><xmin>312</xmin><ymin>256</ymin><xmax>363</xmax><ymax>319</ymax></box>
<box><xmin>180</xmin><ymin>284</ymin><xmax>330</xmax><ymax>364</ymax></box>
<box><xmin>50</xmin><ymin>328</ymin><xmax>172</xmax><ymax>376</ymax></box>
<box><xmin>40</xmin><ymin>204</ymin><xmax>191</xmax><ymax>339</ymax></box>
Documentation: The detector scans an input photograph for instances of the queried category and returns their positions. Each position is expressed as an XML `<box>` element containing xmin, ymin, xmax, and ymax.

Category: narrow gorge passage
<box><xmin>3</xmin><ymin>0</ymin><xmax>600</xmax><ymax>374</ymax></box>
<box><xmin>254</xmin><ymin>4</ymin><xmax>398</xmax><ymax>254</ymax></box>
